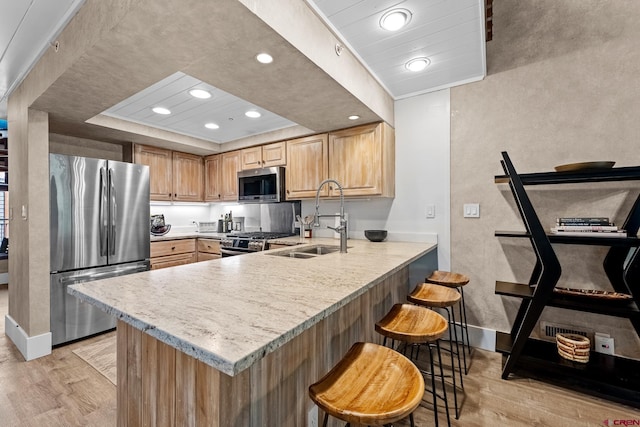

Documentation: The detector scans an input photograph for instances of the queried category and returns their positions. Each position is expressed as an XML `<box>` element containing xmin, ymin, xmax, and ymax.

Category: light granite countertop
<box><xmin>69</xmin><ymin>238</ymin><xmax>436</xmax><ymax>376</ymax></box>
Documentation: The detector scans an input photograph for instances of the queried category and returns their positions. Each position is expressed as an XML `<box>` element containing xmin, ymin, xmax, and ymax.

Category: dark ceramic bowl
<box><xmin>364</xmin><ymin>229</ymin><xmax>387</xmax><ymax>242</ymax></box>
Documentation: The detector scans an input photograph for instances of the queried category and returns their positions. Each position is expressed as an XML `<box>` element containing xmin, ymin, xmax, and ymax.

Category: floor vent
<box><xmin>540</xmin><ymin>321</ymin><xmax>592</xmax><ymax>341</ymax></box>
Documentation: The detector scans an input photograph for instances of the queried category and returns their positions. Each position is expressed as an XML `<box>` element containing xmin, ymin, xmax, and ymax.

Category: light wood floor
<box><xmin>0</xmin><ymin>285</ymin><xmax>638</xmax><ymax>426</ymax></box>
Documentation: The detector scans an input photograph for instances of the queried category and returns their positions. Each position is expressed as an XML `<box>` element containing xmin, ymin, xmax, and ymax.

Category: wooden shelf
<box><xmin>495</xmin><ymin>332</ymin><xmax>640</xmax><ymax>409</ymax></box>
<box><xmin>496</xmin><ymin>281</ymin><xmax>640</xmax><ymax>318</ymax></box>
<box><xmin>495</xmin><ymin>165</ymin><xmax>640</xmax><ymax>185</ymax></box>
<box><xmin>495</xmin><ymin>230</ymin><xmax>640</xmax><ymax>246</ymax></box>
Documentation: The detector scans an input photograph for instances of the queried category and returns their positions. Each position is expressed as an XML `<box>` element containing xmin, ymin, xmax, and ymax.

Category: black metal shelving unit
<box><xmin>495</xmin><ymin>151</ymin><xmax>640</xmax><ymax>408</ymax></box>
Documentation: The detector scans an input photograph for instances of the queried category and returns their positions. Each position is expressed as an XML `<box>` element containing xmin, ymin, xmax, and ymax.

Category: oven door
<box><xmin>220</xmin><ymin>247</ymin><xmax>252</xmax><ymax>257</ymax></box>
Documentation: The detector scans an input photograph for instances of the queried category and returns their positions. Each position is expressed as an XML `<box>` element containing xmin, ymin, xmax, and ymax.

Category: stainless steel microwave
<box><xmin>237</xmin><ymin>167</ymin><xmax>285</xmax><ymax>203</ymax></box>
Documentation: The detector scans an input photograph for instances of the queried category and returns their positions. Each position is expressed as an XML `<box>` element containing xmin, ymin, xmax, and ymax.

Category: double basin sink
<box><xmin>267</xmin><ymin>244</ymin><xmax>342</xmax><ymax>259</ymax></box>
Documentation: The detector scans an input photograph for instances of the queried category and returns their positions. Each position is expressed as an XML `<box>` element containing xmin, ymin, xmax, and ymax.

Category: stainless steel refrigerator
<box><xmin>49</xmin><ymin>154</ymin><xmax>150</xmax><ymax>345</ymax></box>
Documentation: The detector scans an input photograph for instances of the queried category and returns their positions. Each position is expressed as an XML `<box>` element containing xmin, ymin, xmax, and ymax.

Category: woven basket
<box><xmin>556</xmin><ymin>333</ymin><xmax>590</xmax><ymax>363</ymax></box>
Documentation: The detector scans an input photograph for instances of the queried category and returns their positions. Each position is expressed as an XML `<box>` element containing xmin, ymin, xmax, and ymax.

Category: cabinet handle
<box><xmin>286</xmin><ymin>190</ymin><xmax>289</xmax><ymax>194</ymax></box>
<box><xmin>171</xmin><ymin>246</ymin><xmax>176</xmax><ymax>250</ymax></box>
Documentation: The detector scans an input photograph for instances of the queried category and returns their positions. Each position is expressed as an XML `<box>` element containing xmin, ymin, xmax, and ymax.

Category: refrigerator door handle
<box><xmin>99</xmin><ymin>167</ymin><xmax>108</xmax><ymax>257</ymax></box>
<box><xmin>109</xmin><ymin>168</ymin><xmax>117</xmax><ymax>256</ymax></box>
<box><xmin>59</xmin><ymin>264</ymin><xmax>147</xmax><ymax>285</ymax></box>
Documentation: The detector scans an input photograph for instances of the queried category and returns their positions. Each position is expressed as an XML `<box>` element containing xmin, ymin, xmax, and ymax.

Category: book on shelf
<box><xmin>551</xmin><ymin>225</ymin><xmax>619</xmax><ymax>232</ymax></box>
<box><xmin>556</xmin><ymin>217</ymin><xmax>612</xmax><ymax>226</ymax></box>
<box><xmin>550</xmin><ymin>229</ymin><xmax>628</xmax><ymax>238</ymax></box>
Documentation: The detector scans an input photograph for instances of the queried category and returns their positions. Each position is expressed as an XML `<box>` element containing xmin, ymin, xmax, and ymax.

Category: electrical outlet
<box><xmin>594</xmin><ymin>333</ymin><xmax>615</xmax><ymax>355</ymax></box>
<box><xmin>426</xmin><ymin>204</ymin><xmax>436</xmax><ymax>218</ymax></box>
<box><xmin>463</xmin><ymin>203</ymin><xmax>480</xmax><ymax>218</ymax></box>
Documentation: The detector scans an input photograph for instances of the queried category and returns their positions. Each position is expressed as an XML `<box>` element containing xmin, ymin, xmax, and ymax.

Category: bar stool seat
<box><xmin>309</xmin><ymin>341</ymin><xmax>424</xmax><ymax>427</ymax></box>
<box><xmin>375</xmin><ymin>304</ymin><xmax>451</xmax><ymax>427</ymax></box>
<box><xmin>427</xmin><ymin>270</ymin><xmax>470</xmax><ymax>288</ymax></box>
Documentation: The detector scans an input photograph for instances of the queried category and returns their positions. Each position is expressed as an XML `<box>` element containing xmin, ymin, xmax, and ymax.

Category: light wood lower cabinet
<box><xmin>197</xmin><ymin>238</ymin><xmax>221</xmax><ymax>261</ymax></box>
<box><xmin>150</xmin><ymin>239</ymin><xmax>196</xmax><ymax>270</ymax></box>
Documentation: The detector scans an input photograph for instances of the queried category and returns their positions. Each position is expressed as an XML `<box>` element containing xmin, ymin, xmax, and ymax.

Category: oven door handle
<box><xmin>220</xmin><ymin>247</ymin><xmax>250</xmax><ymax>257</ymax></box>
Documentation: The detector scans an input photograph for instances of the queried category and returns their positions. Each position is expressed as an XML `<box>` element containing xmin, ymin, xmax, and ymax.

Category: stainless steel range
<box><xmin>220</xmin><ymin>232</ymin><xmax>294</xmax><ymax>257</ymax></box>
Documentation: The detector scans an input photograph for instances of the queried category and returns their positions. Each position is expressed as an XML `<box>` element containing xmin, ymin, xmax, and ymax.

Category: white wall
<box><xmin>151</xmin><ymin>89</ymin><xmax>452</xmax><ymax>268</ymax></box>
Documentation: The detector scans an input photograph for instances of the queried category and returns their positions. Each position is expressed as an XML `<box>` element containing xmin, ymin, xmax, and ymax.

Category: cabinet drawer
<box><xmin>197</xmin><ymin>252</ymin><xmax>221</xmax><ymax>262</ymax></box>
<box><xmin>150</xmin><ymin>252</ymin><xmax>196</xmax><ymax>270</ymax></box>
<box><xmin>151</xmin><ymin>239</ymin><xmax>196</xmax><ymax>258</ymax></box>
<box><xmin>197</xmin><ymin>239</ymin><xmax>221</xmax><ymax>254</ymax></box>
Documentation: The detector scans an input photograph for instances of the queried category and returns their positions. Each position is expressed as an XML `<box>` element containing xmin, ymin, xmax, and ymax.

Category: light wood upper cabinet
<box><xmin>262</xmin><ymin>141</ymin><xmax>286</xmax><ymax>167</ymax></box>
<box><xmin>328</xmin><ymin>122</ymin><xmax>395</xmax><ymax>198</ymax></box>
<box><xmin>241</xmin><ymin>141</ymin><xmax>286</xmax><ymax>170</ymax></box>
<box><xmin>204</xmin><ymin>154</ymin><xmax>222</xmax><ymax>201</ymax></box>
<box><xmin>285</xmin><ymin>134</ymin><xmax>329</xmax><ymax>199</ymax></box>
<box><xmin>134</xmin><ymin>144</ymin><xmax>204</xmax><ymax>201</ymax></box>
<box><xmin>172</xmin><ymin>151</ymin><xmax>203</xmax><ymax>201</ymax></box>
<box><xmin>134</xmin><ymin>145</ymin><xmax>172</xmax><ymax>201</ymax></box>
<box><xmin>221</xmin><ymin>150</ymin><xmax>241</xmax><ymax>201</ymax></box>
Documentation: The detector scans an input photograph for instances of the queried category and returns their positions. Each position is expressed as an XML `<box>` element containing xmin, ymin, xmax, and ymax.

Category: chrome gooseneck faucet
<box><xmin>314</xmin><ymin>179</ymin><xmax>347</xmax><ymax>253</ymax></box>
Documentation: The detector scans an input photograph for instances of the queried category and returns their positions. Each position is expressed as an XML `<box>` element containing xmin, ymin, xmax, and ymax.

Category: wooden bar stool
<box><xmin>408</xmin><ymin>282</ymin><xmax>464</xmax><ymax>419</ymax></box>
<box><xmin>375</xmin><ymin>303</ymin><xmax>451</xmax><ymax>427</ymax></box>
<box><xmin>426</xmin><ymin>270</ymin><xmax>472</xmax><ymax>373</ymax></box>
<box><xmin>309</xmin><ymin>342</ymin><xmax>424</xmax><ymax>427</ymax></box>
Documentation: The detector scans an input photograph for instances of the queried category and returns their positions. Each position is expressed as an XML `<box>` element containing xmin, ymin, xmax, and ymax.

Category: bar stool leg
<box><xmin>444</xmin><ymin>307</ymin><xmax>462</xmax><ymax>419</ymax></box>
<box><xmin>450</xmin><ymin>306</ymin><xmax>466</xmax><ymax>388</ymax></box>
<box><xmin>428</xmin><ymin>344</ymin><xmax>440</xmax><ymax>427</ymax></box>
<box><xmin>436</xmin><ymin>341</ymin><xmax>452</xmax><ymax>427</ymax></box>
<box><xmin>459</xmin><ymin>288</ymin><xmax>471</xmax><ymax>374</ymax></box>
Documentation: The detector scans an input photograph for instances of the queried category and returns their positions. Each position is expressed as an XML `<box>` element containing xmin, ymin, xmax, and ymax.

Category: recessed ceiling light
<box><xmin>256</xmin><ymin>53</ymin><xmax>273</xmax><ymax>64</ymax></box>
<box><xmin>245</xmin><ymin>110</ymin><xmax>262</xmax><ymax>118</ymax></box>
<box><xmin>204</xmin><ymin>123</ymin><xmax>220</xmax><ymax>130</ymax></box>
<box><xmin>348</xmin><ymin>115</ymin><xmax>360</xmax><ymax>120</ymax></box>
<box><xmin>380</xmin><ymin>8</ymin><xmax>412</xmax><ymax>31</ymax></box>
<box><xmin>189</xmin><ymin>89</ymin><xmax>212</xmax><ymax>99</ymax></box>
<box><xmin>405</xmin><ymin>57</ymin><xmax>431</xmax><ymax>72</ymax></box>
<box><xmin>152</xmin><ymin>107</ymin><xmax>171</xmax><ymax>115</ymax></box>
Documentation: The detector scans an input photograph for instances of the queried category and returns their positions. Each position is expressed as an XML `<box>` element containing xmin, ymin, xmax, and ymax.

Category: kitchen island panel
<box><xmin>116</xmin><ymin>267</ymin><xmax>408</xmax><ymax>426</ymax></box>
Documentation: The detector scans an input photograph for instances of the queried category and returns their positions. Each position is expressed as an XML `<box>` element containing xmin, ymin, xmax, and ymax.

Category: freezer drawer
<box><xmin>50</xmin><ymin>261</ymin><xmax>149</xmax><ymax>346</ymax></box>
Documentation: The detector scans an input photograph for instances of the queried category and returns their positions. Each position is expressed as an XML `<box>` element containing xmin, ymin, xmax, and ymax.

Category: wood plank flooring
<box><xmin>0</xmin><ymin>284</ymin><xmax>638</xmax><ymax>426</ymax></box>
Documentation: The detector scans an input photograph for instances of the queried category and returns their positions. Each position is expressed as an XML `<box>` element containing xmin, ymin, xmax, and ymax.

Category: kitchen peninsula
<box><xmin>69</xmin><ymin>238</ymin><xmax>436</xmax><ymax>426</ymax></box>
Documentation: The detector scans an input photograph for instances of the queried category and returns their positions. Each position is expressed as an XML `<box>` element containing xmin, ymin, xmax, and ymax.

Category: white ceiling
<box><xmin>102</xmin><ymin>72</ymin><xmax>297</xmax><ymax>143</ymax></box>
<box><xmin>0</xmin><ymin>0</ymin><xmax>486</xmax><ymax>143</ymax></box>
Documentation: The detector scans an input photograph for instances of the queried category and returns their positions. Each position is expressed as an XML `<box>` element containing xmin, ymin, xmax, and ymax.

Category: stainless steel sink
<box><xmin>267</xmin><ymin>244</ymin><xmax>343</xmax><ymax>259</ymax></box>
<box><xmin>291</xmin><ymin>245</ymin><xmax>341</xmax><ymax>255</ymax></box>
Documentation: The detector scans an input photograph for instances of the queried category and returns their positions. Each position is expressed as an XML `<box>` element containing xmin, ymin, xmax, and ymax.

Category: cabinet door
<box><xmin>150</xmin><ymin>252</ymin><xmax>196</xmax><ymax>270</ymax></box>
<box><xmin>328</xmin><ymin>122</ymin><xmax>394</xmax><ymax>197</ymax></box>
<box><xmin>262</xmin><ymin>141</ymin><xmax>286</xmax><ymax>167</ymax></box>
<box><xmin>221</xmin><ymin>151</ymin><xmax>241</xmax><ymax>201</ymax></box>
<box><xmin>134</xmin><ymin>144</ymin><xmax>172</xmax><ymax>201</ymax></box>
<box><xmin>204</xmin><ymin>155</ymin><xmax>222</xmax><ymax>201</ymax></box>
<box><xmin>241</xmin><ymin>146</ymin><xmax>263</xmax><ymax>170</ymax></box>
<box><xmin>286</xmin><ymin>134</ymin><xmax>328</xmax><ymax>199</ymax></box>
<box><xmin>172</xmin><ymin>152</ymin><xmax>203</xmax><ymax>201</ymax></box>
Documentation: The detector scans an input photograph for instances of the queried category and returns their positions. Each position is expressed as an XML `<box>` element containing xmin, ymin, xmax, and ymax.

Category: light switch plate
<box><xmin>463</xmin><ymin>203</ymin><xmax>480</xmax><ymax>218</ymax></box>
<box><xmin>426</xmin><ymin>204</ymin><xmax>436</xmax><ymax>218</ymax></box>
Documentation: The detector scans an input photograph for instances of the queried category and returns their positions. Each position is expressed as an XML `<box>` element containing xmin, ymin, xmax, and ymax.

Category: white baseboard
<box><xmin>444</xmin><ymin>321</ymin><xmax>496</xmax><ymax>352</ymax></box>
<box><xmin>4</xmin><ymin>314</ymin><xmax>52</xmax><ymax>360</ymax></box>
